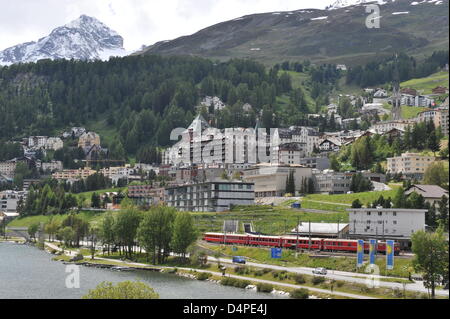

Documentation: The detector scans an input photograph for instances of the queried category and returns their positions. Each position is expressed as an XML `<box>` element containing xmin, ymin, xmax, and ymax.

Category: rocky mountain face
<box><xmin>0</xmin><ymin>15</ymin><xmax>126</xmax><ymax>66</ymax></box>
<box><xmin>139</xmin><ymin>0</ymin><xmax>449</xmax><ymax>66</ymax></box>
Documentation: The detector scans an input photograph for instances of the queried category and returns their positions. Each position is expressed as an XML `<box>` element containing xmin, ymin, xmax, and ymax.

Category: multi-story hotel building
<box><xmin>165</xmin><ymin>181</ymin><xmax>255</xmax><ymax>212</ymax></box>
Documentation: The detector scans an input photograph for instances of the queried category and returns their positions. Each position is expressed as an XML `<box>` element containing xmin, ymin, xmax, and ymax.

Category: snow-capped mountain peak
<box><xmin>0</xmin><ymin>15</ymin><xmax>127</xmax><ymax>66</ymax></box>
<box><xmin>327</xmin><ymin>0</ymin><xmax>389</xmax><ymax>10</ymax></box>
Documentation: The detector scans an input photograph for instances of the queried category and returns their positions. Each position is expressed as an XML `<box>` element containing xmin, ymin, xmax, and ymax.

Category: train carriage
<box><xmin>203</xmin><ymin>232</ymin><xmax>401</xmax><ymax>255</ymax></box>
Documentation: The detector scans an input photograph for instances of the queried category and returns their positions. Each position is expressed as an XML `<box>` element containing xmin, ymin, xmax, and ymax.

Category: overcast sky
<box><xmin>0</xmin><ymin>0</ymin><xmax>332</xmax><ymax>52</ymax></box>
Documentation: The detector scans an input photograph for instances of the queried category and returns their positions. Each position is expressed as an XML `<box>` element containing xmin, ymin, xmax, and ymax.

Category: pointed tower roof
<box><xmin>188</xmin><ymin>114</ymin><xmax>210</xmax><ymax>132</ymax></box>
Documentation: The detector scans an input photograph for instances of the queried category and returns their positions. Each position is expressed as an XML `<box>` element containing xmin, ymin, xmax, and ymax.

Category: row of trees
<box><xmin>20</xmin><ymin>183</ymin><xmax>79</xmax><ymax>216</ymax></box>
<box><xmin>41</xmin><ymin>206</ymin><xmax>198</xmax><ymax>265</ymax></box>
<box><xmin>100</xmin><ymin>206</ymin><xmax>197</xmax><ymax>264</ymax></box>
<box><xmin>0</xmin><ymin>141</ymin><xmax>23</xmax><ymax>161</ymax></box>
<box><xmin>285</xmin><ymin>172</ymin><xmax>315</xmax><ymax>195</ymax></box>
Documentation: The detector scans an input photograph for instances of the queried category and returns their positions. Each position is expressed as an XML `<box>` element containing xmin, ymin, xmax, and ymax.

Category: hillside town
<box><xmin>2</xmin><ymin>82</ymin><xmax>449</xmax><ymax>238</ymax></box>
<box><xmin>0</xmin><ymin>0</ymin><xmax>449</xmax><ymax>303</ymax></box>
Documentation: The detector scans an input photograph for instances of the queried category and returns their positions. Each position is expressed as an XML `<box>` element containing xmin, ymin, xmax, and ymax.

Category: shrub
<box><xmin>293</xmin><ymin>274</ymin><xmax>306</xmax><ymax>284</ymax></box>
<box><xmin>197</xmin><ymin>272</ymin><xmax>212</xmax><ymax>281</ymax></box>
<box><xmin>220</xmin><ymin>277</ymin><xmax>251</xmax><ymax>289</ymax></box>
<box><xmin>272</xmin><ymin>270</ymin><xmax>287</xmax><ymax>279</ymax></box>
<box><xmin>254</xmin><ymin>270</ymin><xmax>264</xmax><ymax>277</ymax></box>
<box><xmin>256</xmin><ymin>283</ymin><xmax>273</xmax><ymax>293</ymax></box>
<box><xmin>291</xmin><ymin>288</ymin><xmax>309</xmax><ymax>299</ymax></box>
<box><xmin>392</xmin><ymin>287</ymin><xmax>403</xmax><ymax>298</ymax></box>
<box><xmin>70</xmin><ymin>253</ymin><xmax>84</xmax><ymax>262</ymax></box>
<box><xmin>234</xmin><ymin>266</ymin><xmax>248</xmax><ymax>275</ymax></box>
<box><xmin>312</xmin><ymin>277</ymin><xmax>326</xmax><ymax>285</ymax></box>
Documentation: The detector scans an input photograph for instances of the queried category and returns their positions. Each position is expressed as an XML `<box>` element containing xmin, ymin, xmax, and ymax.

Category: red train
<box><xmin>203</xmin><ymin>232</ymin><xmax>401</xmax><ymax>255</ymax></box>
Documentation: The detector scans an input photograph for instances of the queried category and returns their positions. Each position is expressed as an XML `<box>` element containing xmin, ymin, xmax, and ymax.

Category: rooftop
<box><xmin>405</xmin><ymin>185</ymin><xmax>449</xmax><ymax>199</ymax></box>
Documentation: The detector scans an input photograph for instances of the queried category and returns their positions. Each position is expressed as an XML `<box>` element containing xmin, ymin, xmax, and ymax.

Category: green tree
<box><xmin>407</xmin><ymin>192</ymin><xmax>426</xmax><ymax>209</ymax></box>
<box><xmin>411</xmin><ymin>228</ymin><xmax>449</xmax><ymax>299</ymax></box>
<box><xmin>352</xmin><ymin>199</ymin><xmax>363</xmax><ymax>209</ymax></box>
<box><xmin>114</xmin><ymin>208</ymin><xmax>142</xmax><ymax>259</ymax></box>
<box><xmin>91</xmin><ymin>192</ymin><xmax>101</xmax><ymax>208</ymax></box>
<box><xmin>438</xmin><ymin>196</ymin><xmax>449</xmax><ymax>231</ymax></box>
<box><xmin>61</xmin><ymin>214</ymin><xmax>89</xmax><ymax>247</ymax></box>
<box><xmin>101</xmin><ymin>213</ymin><xmax>115</xmax><ymax>255</ymax></box>
<box><xmin>58</xmin><ymin>226</ymin><xmax>76</xmax><ymax>247</ymax></box>
<box><xmin>171</xmin><ymin>212</ymin><xmax>197</xmax><ymax>259</ymax></box>
<box><xmin>137</xmin><ymin>207</ymin><xmax>176</xmax><ymax>264</ymax></box>
<box><xmin>44</xmin><ymin>218</ymin><xmax>60</xmax><ymax>242</ymax></box>
<box><xmin>423</xmin><ymin>162</ymin><xmax>449</xmax><ymax>189</ymax></box>
<box><xmin>83</xmin><ymin>281</ymin><xmax>159</xmax><ymax>299</ymax></box>
<box><xmin>393</xmin><ymin>187</ymin><xmax>407</xmax><ymax>208</ymax></box>
<box><xmin>28</xmin><ymin>223</ymin><xmax>40</xmax><ymax>241</ymax></box>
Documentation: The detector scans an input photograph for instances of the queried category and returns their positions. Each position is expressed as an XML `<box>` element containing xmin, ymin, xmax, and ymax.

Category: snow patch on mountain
<box><xmin>0</xmin><ymin>15</ymin><xmax>127</xmax><ymax>66</ymax></box>
<box><xmin>327</xmin><ymin>0</ymin><xmax>388</xmax><ymax>10</ymax></box>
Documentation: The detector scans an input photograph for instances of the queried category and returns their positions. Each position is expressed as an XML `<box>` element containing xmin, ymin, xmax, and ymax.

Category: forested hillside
<box><xmin>0</xmin><ymin>55</ymin><xmax>318</xmax><ymax>160</ymax></box>
<box><xmin>346</xmin><ymin>51</ymin><xmax>449</xmax><ymax>88</ymax></box>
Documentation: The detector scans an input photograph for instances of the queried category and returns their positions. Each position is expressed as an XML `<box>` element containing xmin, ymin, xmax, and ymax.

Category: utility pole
<box><xmin>296</xmin><ymin>216</ymin><xmax>299</xmax><ymax>257</ymax></box>
<box><xmin>308</xmin><ymin>220</ymin><xmax>312</xmax><ymax>251</ymax></box>
<box><xmin>337</xmin><ymin>219</ymin><xmax>340</xmax><ymax>239</ymax></box>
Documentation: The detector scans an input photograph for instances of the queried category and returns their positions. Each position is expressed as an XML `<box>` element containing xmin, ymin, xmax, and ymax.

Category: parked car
<box><xmin>232</xmin><ymin>256</ymin><xmax>246</xmax><ymax>264</ymax></box>
<box><xmin>312</xmin><ymin>268</ymin><xmax>328</xmax><ymax>275</ymax></box>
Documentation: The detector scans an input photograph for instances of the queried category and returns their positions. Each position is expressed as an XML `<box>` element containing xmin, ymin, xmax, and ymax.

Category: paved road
<box><xmin>207</xmin><ymin>256</ymin><xmax>448</xmax><ymax>297</ymax></box>
<box><xmin>46</xmin><ymin>241</ymin><xmax>448</xmax><ymax>298</ymax></box>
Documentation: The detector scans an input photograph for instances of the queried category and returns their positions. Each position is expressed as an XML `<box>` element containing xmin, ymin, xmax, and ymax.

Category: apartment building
<box><xmin>243</xmin><ymin>164</ymin><xmax>313</xmax><ymax>197</ymax></box>
<box><xmin>0</xmin><ymin>190</ymin><xmax>27</xmax><ymax>213</ymax></box>
<box><xmin>165</xmin><ymin>181</ymin><xmax>255</xmax><ymax>212</ymax></box>
<box><xmin>78</xmin><ymin>132</ymin><xmax>101</xmax><ymax>149</ymax></box>
<box><xmin>52</xmin><ymin>168</ymin><xmax>97</xmax><ymax>181</ymax></box>
<box><xmin>313</xmin><ymin>170</ymin><xmax>354</xmax><ymax>195</ymax></box>
<box><xmin>370</xmin><ymin>120</ymin><xmax>414</xmax><ymax>135</ymax></box>
<box><xmin>128</xmin><ymin>185</ymin><xmax>165</xmax><ymax>206</ymax></box>
<box><xmin>299</xmin><ymin>157</ymin><xmax>331</xmax><ymax>170</ymax></box>
<box><xmin>348</xmin><ymin>208</ymin><xmax>427</xmax><ymax>248</ymax></box>
<box><xmin>40</xmin><ymin>161</ymin><xmax>63</xmax><ymax>173</ymax></box>
<box><xmin>0</xmin><ymin>161</ymin><xmax>16</xmax><ymax>178</ymax></box>
<box><xmin>272</xmin><ymin>142</ymin><xmax>307</xmax><ymax>165</ymax></box>
<box><xmin>387</xmin><ymin>153</ymin><xmax>436</xmax><ymax>179</ymax></box>
<box><xmin>440</xmin><ymin>105</ymin><xmax>449</xmax><ymax>137</ymax></box>
<box><xmin>272</xmin><ymin>126</ymin><xmax>320</xmax><ymax>157</ymax></box>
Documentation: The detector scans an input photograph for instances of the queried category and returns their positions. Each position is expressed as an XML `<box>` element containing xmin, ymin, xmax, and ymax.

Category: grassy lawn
<box><xmin>401</xmin><ymin>71</ymin><xmax>449</xmax><ymax>95</ymax></box>
<box><xmin>304</xmin><ymin>188</ymin><xmax>400</xmax><ymax>207</ymax></box>
<box><xmin>191</xmin><ymin>205</ymin><xmax>348</xmax><ymax>235</ymax></box>
<box><xmin>7</xmin><ymin>210</ymin><xmax>109</xmax><ymax>228</ymax></box>
<box><xmin>402</xmin><ymin>106</ymin><xmax>429</xmax><ymax>120</ymax></box>
<box><xmin>73</xmin><ymin>187</ymin><xmax>127</xmax><ymax>207</ymax></box>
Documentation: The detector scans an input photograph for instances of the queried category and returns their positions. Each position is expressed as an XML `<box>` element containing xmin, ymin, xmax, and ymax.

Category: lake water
<box><xmin>0</xmin><ymin>243</ymin><xmax>283</xmax><ymax>299</ymax></box>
